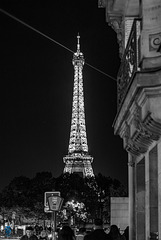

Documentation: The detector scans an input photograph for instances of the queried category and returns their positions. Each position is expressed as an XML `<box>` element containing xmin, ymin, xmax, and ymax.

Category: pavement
<box><xmin>0</xmin><ymin>238</ymin><xmax>20</xmax><ymax>240</ymax></box>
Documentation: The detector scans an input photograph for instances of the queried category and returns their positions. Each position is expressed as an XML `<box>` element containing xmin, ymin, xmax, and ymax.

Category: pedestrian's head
<box><xmin>26</xmin><ymin>226</ymin><xmax>34</xmax><ymax>238</ymax></box>
<box><xmin>93</xmin><ymin>218</ymin><xmax>103</xmax><ymax>230</ymax></box>
<box><xmin>40</xmin><ymin>230</ymin><xmax>47</xmax><ymax>238</ymax></box>
<box><xmin>104</xmin><ymin>227</ymin><xmax>110</xmax><ymax>234</ymax></box>
<box><xmin>78</xmin><ymin>228</ymin><xmax>86</xmax><ymax>235</ymax></box>
<box><xmin>58</xmin><ymin>226</ymin><xmax>75</xmax><ymax>240</ymax></box>
<box><xmin>109</xmin><ymin>225</ymin><xmax>120</xmax><ymax>237</ymax></box>
<box><xmin>123</xmin><ymin>226</ymin><xmax>129</xmax><ymax>238</ymax></box>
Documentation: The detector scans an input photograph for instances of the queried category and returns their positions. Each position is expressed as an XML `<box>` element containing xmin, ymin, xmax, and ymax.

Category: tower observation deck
<box><xmin>63</xmin><ymin>35</ymin><xmax>94</xmax><ymax>178</ymax></box>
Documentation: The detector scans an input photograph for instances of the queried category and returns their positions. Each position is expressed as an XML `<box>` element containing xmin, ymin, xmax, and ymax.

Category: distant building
<box><xmin>110</xmin><ymin>197</ymin><xmax>129</xmax><ymax>232</ymax></box>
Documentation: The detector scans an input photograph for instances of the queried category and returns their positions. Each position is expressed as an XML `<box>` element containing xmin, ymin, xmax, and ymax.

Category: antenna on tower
<box><xmin>77</xmin><ymin>33</ymin><xmax>80</xmax><ymax>53</ymax></box>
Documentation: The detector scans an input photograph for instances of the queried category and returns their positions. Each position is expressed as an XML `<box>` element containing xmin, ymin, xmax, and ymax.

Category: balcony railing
<box><xmin>117</xmin><ymin>19</ymin><xmax>141</xmax><ymax>109</ymax></box>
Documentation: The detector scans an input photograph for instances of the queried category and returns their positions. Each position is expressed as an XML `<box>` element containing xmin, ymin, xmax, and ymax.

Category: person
<box><xmin>46</xmin><ymin>227</ymin><xmax>52</xmax><ymax>240</ymax></box>
<box><xmin>76</xmin><ymin>227</ymin><xmax>86</xmax><ymax>240</ymax></box>
<box><xmin>107</xmin><ymin>225</ymin><xmax>126</xmax><ymax>240</ymax></box>
<box><xmin>20</xmin><ymin>226</ymin><xmax>38</xmax><ymax>240</ymax></box>
<box><xmin>58</xmin><ymin>226</ymin><xmax>75</xmax><ymax>240</ymax></box>
<box><xmin>84</xmin><ymin>218</ymin><xmax>109</xmax><ymax>240</ymax></box>
<box><xmin>34</xmin><ymin>224</ymin><xmax>39</xmax><ymax>236</ymax></box>
<box><xmin>5</xmin><ymin>223</ymin><xmax>12</xmax><ymax>238</ymax></box>
<box><xmin>104</xmin><ymin>227</ymin><xmax>110</xmax><ymax>234</ymax></box>
<box><xmin>39</xmin><ymin>230</ymin><xmax>48</xmax><ymax>240</ymax></box>
<box><xmin>122</xmin><ymin>226</ymin><xmax>129</xmax><ymax>240</ymax></box>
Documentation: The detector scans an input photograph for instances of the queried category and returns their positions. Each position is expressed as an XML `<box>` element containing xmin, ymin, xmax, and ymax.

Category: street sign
<box><xmin>48</xmin><ymin>195</ymin><xmax>63</xmax><ymax>211</ymax></box>
<box><xmin>44</xmin><ymin>192</ymin><xmax>63</xmax><ymax>212</ymax></box>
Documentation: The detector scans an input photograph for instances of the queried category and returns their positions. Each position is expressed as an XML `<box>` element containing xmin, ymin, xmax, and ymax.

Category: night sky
<box><xmin>0</xmin><ymin>0</ymin><xmax>128</xmax><ymax>191</ymax></box>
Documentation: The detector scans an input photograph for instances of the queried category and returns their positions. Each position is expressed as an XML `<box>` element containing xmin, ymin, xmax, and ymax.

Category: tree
<box><xmin>1</xmin><ymin>176</ymin><xmax>31</xmax><ymax>208</ymax></box>
<box><xmin>29</xmin><ymin>171</ymin><xmax>54</xmax><ymax>209</ymax></box>
<box><xmin>64</xmin><ymin>200</ymin><xmax>87</xmax><ymax>226</ymax></box>
<box><xmin>0</xmin><ymin>172</ymin><xmax>54</xmax><ymax>221</ymax></box>
<box><xmin>0</xmin><ymin>171</ymin><xmax>127</xmax><ymax>225</ymax></box>
<box><xmin>95</xmin><ymin>173</ymin><xmax>127</xmax><ymax>222</ymax></box>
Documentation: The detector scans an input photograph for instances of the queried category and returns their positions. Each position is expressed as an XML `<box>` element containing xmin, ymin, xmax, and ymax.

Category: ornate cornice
<box><xmin>98</xmin><ymin>0</ymin><xmax>125</xmax><ymax>57</ymax></box>
<box><xmin>123</xmin><ymin>109</ymin><xmax>161</xmax><ymax>156</ymax></box>
<box><xmin>98</xmin><ymin>0</ymin><xmax>107</xmax><ymax>8</ymax></box>
<box><xmin>143</xmin><ymin>111</ymin><xmax>161</xmax><ymax>140</ymax></box>
<box><xmin>108</xmin><ymin>16</ymin><xmax>124</xmax><ymax>57</ymax></box>
<box><xmin>123</xmin><ymin>121</ymin><xmax>141</xmax><ymax>156</ymax></box>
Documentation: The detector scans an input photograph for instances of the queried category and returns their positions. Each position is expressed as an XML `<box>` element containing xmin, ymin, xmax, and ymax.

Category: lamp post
<box><xmin>12</xmin><ymin>211</ymin><xmax>16</xmax><ymax>235</ymax></box>
<box><xmin>0</xmin><ymin>215</ymin><xmax>3</xmax><ymax>233</ymax></box>
<box><xmin>44</xmin><ymin>192</ymin><xmax>63</xmax><ymax>240</ymax></box>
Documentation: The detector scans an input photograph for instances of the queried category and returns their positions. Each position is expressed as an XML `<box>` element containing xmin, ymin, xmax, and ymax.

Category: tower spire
<box><xmin>63</xmin><ymin>35</ymin><xmax>94</xmax><ymax>178</ymax></box>
<box><xmin>77</xmin><ymin>33</ymin><xmax>80</xmax><ymax>53</ymax></box>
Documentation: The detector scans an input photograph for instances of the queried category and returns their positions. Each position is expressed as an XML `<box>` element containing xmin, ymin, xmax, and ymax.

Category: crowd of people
<box><xmin>20</xmin><ymin>219</ymin><xmax>129</xmax><ymax>240</ymax></box>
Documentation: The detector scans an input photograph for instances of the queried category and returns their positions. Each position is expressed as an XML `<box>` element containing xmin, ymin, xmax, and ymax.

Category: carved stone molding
<box><xmin>108</xmin><ymin>17</ymin><xmax>124</xmax><ymax>57</ymax></box>
<box><xmin>143</xmin><ymin>111</ymin><xmax>161</xmax><ymax>140</ymax></box>
<box><xmin>98</xmin><ymin>0</ymin><xmax>106</xmax><ymax>8</ymax></box>
<box><xmin>133</xmin><ymin>105</ymin><xmax>153</xmax><ymax>140</ymax></box>
<box><xmin>124</xmin><ymin>122</ymin><xmax>130</xmax><ymax>146</ymax></box>
<box><xmin>123</xmin><ymin>110</ymin><xmax>161</xmax><ymax>156</ymax></box>
<box><xmin>128</xmin><ymin>159</ymin><xmax>135</xmax><ymax>167</ymax></box>
<box><xmin>126</xmin><ymin>139</ymin><xmax>142</xmax><ymax>156</ymax></box>
<box><xmin>123</xmin><ymin>121</ymin><xmax>141</xmax><ymax>156</ymax></box>
<box><xmin>98</xmin><ymin>0</ymin><xmax>124</xmax><ymax>57</ymax></box>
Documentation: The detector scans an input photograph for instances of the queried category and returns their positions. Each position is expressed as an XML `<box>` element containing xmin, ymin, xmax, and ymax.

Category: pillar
<box><xmin>145</xmin><ymin>152</ymin><xmax>150</xmax><ymax>240</ymax></box>
<box><xmin>128</xmin><ymin>154</ymin><xmax>136</xmax><ymax>240</ymax></box>
<box><xmin>158</xmin><ymin>142</ymin><xmax>161</xmax><ymax>240</ymax></box>
<box><xmin>149</xmin><ymin>145</ymin><xmax>158</xmax><ymax>239</ymax></box>
<box><xmin>136</xmin><ymin>157</ymin><xmax>145</xmax><ymax>240</ymax></box>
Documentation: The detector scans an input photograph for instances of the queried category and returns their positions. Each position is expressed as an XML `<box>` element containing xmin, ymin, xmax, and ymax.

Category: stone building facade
<box><xmin>98</xmin><ymin>0</ymin><xmax>161</xmax><ymax>240</ymax></box>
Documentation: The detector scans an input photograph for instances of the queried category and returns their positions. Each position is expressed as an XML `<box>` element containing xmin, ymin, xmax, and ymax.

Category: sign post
<box><xmin>44</xmin><ymin>192</ymin><xmax>63</xmax><ymax>240</ymax></box>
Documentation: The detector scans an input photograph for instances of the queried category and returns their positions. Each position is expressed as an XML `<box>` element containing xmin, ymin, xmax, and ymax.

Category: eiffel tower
<box><xmin>63</xmin><ymin>35</ymin><xmax>94</xmax><ymax>178</ymax></box>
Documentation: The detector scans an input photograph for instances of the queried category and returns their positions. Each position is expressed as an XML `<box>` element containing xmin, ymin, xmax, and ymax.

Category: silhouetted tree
<box><xmin>0</xmin><ymin>171</ymin><xmax>127</xmax><ymax>223</ymax></box>
<box><xmin>1</xmin><ymin>176</ymin><xmax>31</xmax><ymax>208</ymax></box>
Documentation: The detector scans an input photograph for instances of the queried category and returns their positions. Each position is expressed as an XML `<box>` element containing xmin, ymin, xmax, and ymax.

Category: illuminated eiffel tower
<box><xmin>63</xmin><ymin>35</ymin><xmax>94</xmax><ymax>178</ymax></box>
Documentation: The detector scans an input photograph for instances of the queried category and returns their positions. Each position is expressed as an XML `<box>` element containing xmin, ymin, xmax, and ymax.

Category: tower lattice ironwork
<box><xmin>63</xmin><ymin>35</ymin><xmax>94</xmax><ymax>177</ymax></box>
